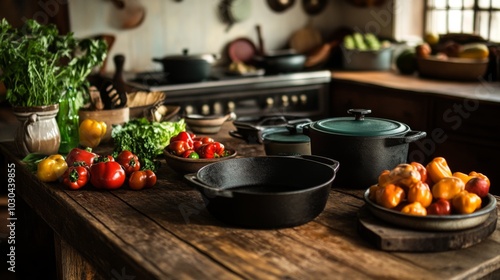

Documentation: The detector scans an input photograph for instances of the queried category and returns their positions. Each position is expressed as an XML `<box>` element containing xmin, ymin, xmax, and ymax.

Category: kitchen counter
<box><xmin>331</xmin><ymin>70</ymin><xmax>500</xmax><ymax>104</ymax></box>
<box><xmin>2</xmin><ymin>122</ymin><xmax>500</xmax><ymax>279</ymax></box>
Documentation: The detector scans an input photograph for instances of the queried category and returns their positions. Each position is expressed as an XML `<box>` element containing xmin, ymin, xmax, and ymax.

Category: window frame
<box><xmin>424</xmin><ymin>0</ymin><xmax>500</xmax><ymax>42</ymax></box>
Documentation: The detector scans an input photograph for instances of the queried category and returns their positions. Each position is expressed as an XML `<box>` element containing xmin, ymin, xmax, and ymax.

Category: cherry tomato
<box><xmin>170</xmin><ymin>131</ymin><xmax>194</xmax><ymax>149</ymax></box>
<box><xmin>168</xmin><ymin>140</ymin><xmax>192</xmax><ymax>156</ymax></box>
<box><xmin>116</xmin><ymin>150</ymin><xmax>140</xmax><ymax>175</ymax></box>
<box><xmin>193</xmin><ymin>136</ymin><xmax>215</xmax><ymax>150</ymax></box>
<box><xmin>129</xmin><ymin>170</ymin><xmax>157</xmax><ymax>190</ymax></box>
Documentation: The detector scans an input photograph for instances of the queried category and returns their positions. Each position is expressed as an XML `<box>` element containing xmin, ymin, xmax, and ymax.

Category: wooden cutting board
<box><xmin>357</xmin><ymin>206</ymin><xmax>497</xmax><ymax>252</ymax></box>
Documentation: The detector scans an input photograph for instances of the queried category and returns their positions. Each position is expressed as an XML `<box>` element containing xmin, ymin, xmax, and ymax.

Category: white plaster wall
<box><xmin>68</xmin><ymin>0</ymin><xmax>397</xmax><ymax>72</ymax></box>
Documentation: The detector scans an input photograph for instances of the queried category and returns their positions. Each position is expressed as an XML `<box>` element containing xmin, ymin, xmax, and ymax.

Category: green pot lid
<box><xmin>312</xmin><ymin>109</ymin><xmax>410</xmax><ymax>137</ymax></box>
<box><xmin>263</xmin><ymin>130</ymin><xmax>310</xmax><ymax>143</ymax></box>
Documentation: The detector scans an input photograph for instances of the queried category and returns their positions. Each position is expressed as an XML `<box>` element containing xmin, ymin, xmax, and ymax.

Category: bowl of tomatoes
<box><xmin>163</xmin><ymin>132</ymin><xmax>237</xmax><ymax>174</ymax></box>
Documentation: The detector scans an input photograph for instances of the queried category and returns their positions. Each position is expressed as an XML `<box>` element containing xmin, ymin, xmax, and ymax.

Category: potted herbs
<box><xmin>0</xmin><ymin>19</ymin><xmax>107</xmax><ymax>155</ymax></box>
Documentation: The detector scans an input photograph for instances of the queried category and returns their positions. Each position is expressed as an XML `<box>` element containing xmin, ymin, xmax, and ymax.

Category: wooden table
<box><xmin>2</xmin><ymin>122</ymin><xmax>500</xmax><ymax>280</ymax></box>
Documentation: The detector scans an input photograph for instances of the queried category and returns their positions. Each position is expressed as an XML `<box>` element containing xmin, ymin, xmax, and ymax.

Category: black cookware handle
<box><xmin>386</xmin><ymin>130</ymin><xmax>427</xmax><ymax>145</ymax></box>
<box><xmin>229</xmin><ymin>130</ymin><xmax>245</xmax><ymax>139</ymax></box>
<box><xmin>296</xmin><ymin>155</ymin><xmax>340</xmax><ymax>173</ymax></box>
<box><xmin>184</xmin><ymin>173</ymin><xmax>234</xmax><ymax>198</ymax></box>
<box><xmin>403</xmin><ymin>130</ymin><xmax>427</xmax><ymax>143</ymax></box>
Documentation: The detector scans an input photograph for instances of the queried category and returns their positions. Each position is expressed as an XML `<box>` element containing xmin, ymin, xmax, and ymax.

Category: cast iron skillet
<box><xmin>184</xmin><ymin>155</ymin><xmax>339</xmax><ymax>229</ymax></box>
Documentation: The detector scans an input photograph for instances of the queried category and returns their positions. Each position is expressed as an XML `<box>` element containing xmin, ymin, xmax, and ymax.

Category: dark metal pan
<box><xmin>184</xmin><ymin>155</ymin><xmax>339</xmax><ymax>228</ymax></box>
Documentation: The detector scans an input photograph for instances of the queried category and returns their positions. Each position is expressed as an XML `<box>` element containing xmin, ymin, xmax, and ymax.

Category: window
<box><xmin>425</xmin><ymin>0</ymin><xmax>500</xmax><ymax>42</ymax></box>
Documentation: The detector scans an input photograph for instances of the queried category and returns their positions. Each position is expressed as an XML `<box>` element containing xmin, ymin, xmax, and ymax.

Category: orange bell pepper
<box><xmin>410</xmin><ymin>161</ymin><xmax>428</xmax><ymax>184</ymax></box>
<box><xmin>452</xmin><ymin>172</ymin><xmax>474</xmax><ymax>185</ymax></box>
<box><xmin>401</xmin><ymin>201</ymin><xmax>427</xmax><ymax>216</ymax></box>
<box><xmin>431</xmin><ymin>177</ymin><xmax>465</xmax><ymax>200</ymax></box>
<box><xmin>452</xmin><ymin>190</ymin><xmax>482</xmax><ymax>214</ymax></box>
<box><xmin>426</xmin><ymin>157</ymin><xmax>452</xmax><ymax>184</ymax></box>
<box><xmin>375</xmin><ymin>183</ymin><xmax>405</xmax><ymax>209</ymax></box>
<box><xmin>377</xmin><ymin>169</ymin><xmax>392</xmax><ymax>187</ymax></box>
<box><xmin>407</xmin><ymin>181</ymin><xmax>433</xmax><ymax>208</ymax></box>
<box><xmin>389</xmin><ymin>163</ymin><xmax>421</xmax><ymax>189</ymax></box>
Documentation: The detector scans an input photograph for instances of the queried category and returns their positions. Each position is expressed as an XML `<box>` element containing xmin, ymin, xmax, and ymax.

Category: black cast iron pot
<box><xmin>303</xmin><ymin>109</ymin><xmax>426</xmax><ymax>188</ymax></box>
<box><xmin>253</xmin><ymin>49</ymin><xmax>306</xmax><ymax>74</ymax></box>
<box><xmin>184</xmin><ymin>155</ymin><xmax>339</xmax><ymax>229</ymax></box>
<box><xmin>153</xmin><ymin>49</ymin><xmax>218</xmax><ymax>83</ymax></box>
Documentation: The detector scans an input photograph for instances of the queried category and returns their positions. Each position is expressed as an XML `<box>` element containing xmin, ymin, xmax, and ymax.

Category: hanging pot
<box><xmin>254</xmin><ymin>25</ymin><xmax>306</xmax><ymax>73</ymax></box>
<box><xmin>12</xmin><ymin>104</ymin><xmax>61</xmax><ymax>156</ymax></box>
<box><xmin>153</xmin><ymin>49</ymin><xmax>219</xmax><ymax>83</ymax></box>
<box><xmin>184</xmin><ymin>155</ymin><xmax>339</xmax><ymax>228</ymax></box>
<box><xmin>302</xmin><ymin>109</ymin><xmax>427</xmax><ymax>188</ymax></box>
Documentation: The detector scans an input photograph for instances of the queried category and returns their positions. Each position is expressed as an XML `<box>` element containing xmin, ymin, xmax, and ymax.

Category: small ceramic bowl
<box><xmin>163</xmin><ymin>148</ymin><xmax>237</xmax><ymax>174</ymax></box>
<box><xmin>184</xmin><ymin>113</ymin><xmax>233</xmax><ymax>134</ymax></box>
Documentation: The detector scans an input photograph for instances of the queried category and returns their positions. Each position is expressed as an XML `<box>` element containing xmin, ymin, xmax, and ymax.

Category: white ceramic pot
<box><xmin>12</xmin><ymin>104</ymin><xmax>61</xmax><ymax>156</ymax></box>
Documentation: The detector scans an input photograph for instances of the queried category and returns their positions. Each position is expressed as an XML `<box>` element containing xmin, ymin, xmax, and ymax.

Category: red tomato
<box><xmin>168</xmin><ymin>140</ymin><xmax>192</xmax><ymax>156</ymax></box>
<box><xmin>116</xmin><ymin>150</ymin><xmax>140</xmax><ymax>175</ymax></box>
<box><xmin>170</xmin><ymin>132</ymin><xmax>194</xmax><ymax>149</ymax></box>
<box><xmin>62</xmin><ymin>165</ymin><xmax>90</xmax><ymax>190</ymax></box>
<box><xmin>90</xmin><ymin>161</ymin><xmax>126</xmax><ymax>190</ymax></box>
<box><xmin>129</xmin><ymin>170</ymin><xmax>157</xmax><ymax>190</ymax></box>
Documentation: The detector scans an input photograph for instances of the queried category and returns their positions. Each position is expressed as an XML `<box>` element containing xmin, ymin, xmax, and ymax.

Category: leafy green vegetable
<box><xmin>0</xmin><ymin>19</ymin><xmax>107</xmax><ymax>107</ymax></box>
<box><xmin>112</xmin><ymin>118</ymin><xmax>186</xmax><ymax>171</ymax></box>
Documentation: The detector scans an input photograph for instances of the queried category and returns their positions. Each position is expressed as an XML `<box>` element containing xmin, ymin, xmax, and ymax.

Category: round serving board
<box><xmin>357</xmin><ymin>206</ymin><xmax>497</xmax><ymax>252</ymax></box>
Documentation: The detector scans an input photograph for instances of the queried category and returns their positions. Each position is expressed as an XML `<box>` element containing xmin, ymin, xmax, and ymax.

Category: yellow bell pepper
<box><xmin>79</xmin><ymin>118</ymin><xmax>107</xmax><ymax>148</ymax></box>
<box><xmin>36</xmin><ymin>154</ymin><xmax>68</xmax><ymax>182</ymax></box>
<box><xmin>407</xmin><ymin>181</ymin><xmax>433</xmax><ymax>208</ymax></box>
<box><xmin>375</xmin><ymin>183</ymin><xmax>405</xmax><ymax>209</ymax></box>
<box><xmin>401</xmin><ymin>202</ymin><xmax>427</xmax><ymax>216</ymax></box>
<box><xmin>468</xmin><ymin>171</ymin><xmax>490</xmax><ymax>189</ymax></box>
<box><xmin>452</xmin><ymin>190</ymin><xmax>482</xmax><ymax>214</ymax></box>
<box><xmin>389</xmin><ymin>163</ymin><xmax>421</xmax><ymax>189</ymax></box>
<box><xmin>452</xmin><ymin>172</ymin><xmax>474</xmax><ymax>185</ymax></box>
<box><xmin>426</xmin><ymin>157</ymin><xmax>453</xmax><ymax>184</ymax></box>
<box><xmin>431</xmin><ymin>177</ymin><xmax>465</xmax><ymax>200</ymax></box>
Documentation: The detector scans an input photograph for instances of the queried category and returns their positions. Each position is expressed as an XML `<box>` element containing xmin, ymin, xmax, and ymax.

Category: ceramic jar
<box><xmin>12</xmin><ymin>104</ymin><xmax>61</xmax><ymax>156</ymax></box>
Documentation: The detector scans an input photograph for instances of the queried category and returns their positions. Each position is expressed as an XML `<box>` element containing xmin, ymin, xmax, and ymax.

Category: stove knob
<box><xmin>213</xmin><ymin>102</ymin><xmax>223</xmax><ymax>115</ymax></box>
<box><xmin>227</xmin><ymin>101</ymin><xmax>235</xmax><ymax>112</ymax></box>
<box><xmin>300</xmin><ymin>94</ymin><xmax>307</xmax><ymax>105</ymax></box>
<box><xmin>201</xmin><ymin>104</ymin><xmax>210</xmax><ymax>115</ymax></box>
<box><xmin>281</xmin><ymin>95</ymin><xmax>289</xmax><ymax>107</ymax></box>
<box><xmin>184</xmin><ymin>105</ymin><xmax>194</xmax><ymax>115</ymax></box>
<box><xmin>291</xmin><ymin>95</ymin><xmax>299</xmax><ymax>104</ymax></box>
<box><xmin>266</xmin><ymin>97</ymin><xmax>274</xmax><ymax>108</ymax></box>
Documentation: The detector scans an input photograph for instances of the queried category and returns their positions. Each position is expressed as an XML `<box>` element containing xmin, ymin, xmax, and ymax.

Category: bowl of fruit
<box><xmin>364</xmin><ymin>157</ymin><xmax>496</xmax><ymax>231</ymax></box>
<box><xmin>163</xmin><ymin>132</ymin><xmax>237</xmax><ymax>174</ymax></box>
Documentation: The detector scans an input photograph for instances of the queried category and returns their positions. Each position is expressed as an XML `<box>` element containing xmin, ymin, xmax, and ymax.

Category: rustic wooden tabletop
<box><xmin>2</xmin><ymin>122</ymin><xmax>499</xmax><ymax>280</ymax></box>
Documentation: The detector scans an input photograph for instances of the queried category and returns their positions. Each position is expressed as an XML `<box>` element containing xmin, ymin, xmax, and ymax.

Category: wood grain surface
<box><xmin>2</xmin><ymin>122</ymin><xmax>500</xmax><ymax>279</ymax></box>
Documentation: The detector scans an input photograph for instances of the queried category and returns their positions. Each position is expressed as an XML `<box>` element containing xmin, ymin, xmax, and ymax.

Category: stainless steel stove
<box><xmin>125</xmin><ymin>68</ymin><xmax>331</xmax><ymax>119</ymax></box>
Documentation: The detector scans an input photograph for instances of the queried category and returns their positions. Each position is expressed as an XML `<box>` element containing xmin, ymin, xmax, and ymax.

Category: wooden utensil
<box><xmin>99</xmin><ymin>54</ymin><xmax>128</xmax><ymax>109</ymax></box>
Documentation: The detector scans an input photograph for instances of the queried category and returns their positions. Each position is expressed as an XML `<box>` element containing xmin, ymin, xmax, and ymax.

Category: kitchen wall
<box><xmin>68</xmin><ymin>0</ymin><xmax>399</xmax><ymax>73</ymax></box>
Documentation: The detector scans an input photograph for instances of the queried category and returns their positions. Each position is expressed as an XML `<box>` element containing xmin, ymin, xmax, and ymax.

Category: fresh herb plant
<box><xmin>0</xmin><ymin>19</ymin><xmax>107</xmax><ymax>107</ymax></box>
